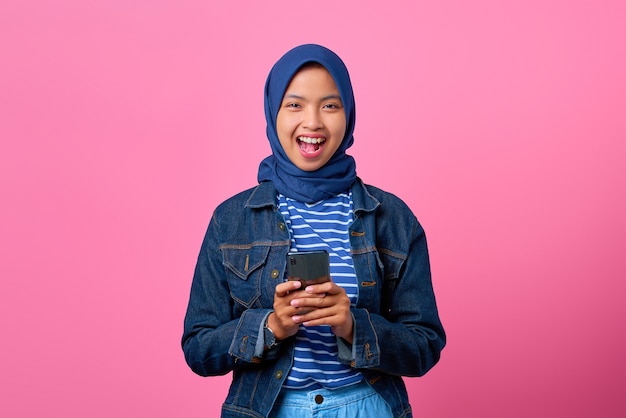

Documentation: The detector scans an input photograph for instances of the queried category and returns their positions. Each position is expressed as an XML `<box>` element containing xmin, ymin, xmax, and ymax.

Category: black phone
<box><xmin>286</xmin><ymin>250</ymin><xmax>330</xmax><ymax>287</ymax></box>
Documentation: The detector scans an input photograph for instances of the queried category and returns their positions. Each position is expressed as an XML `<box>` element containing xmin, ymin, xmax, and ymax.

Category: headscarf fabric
<box><xmin>257</xmin><ymin>44</ymin><xmax>357</xmax><ymax>203</ymax></box>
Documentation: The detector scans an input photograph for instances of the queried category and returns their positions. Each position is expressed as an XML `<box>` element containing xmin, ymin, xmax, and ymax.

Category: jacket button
<box><xmin>271</xmin><ymin>269</ymin><xmax>279</xmax><ymax>279</ymax></box>
<box><xmin>278</xmin><ymin>222</ymin><xmax>285</xmax><ymax>231</ymax></box>
<box><xmin>275</xmin><ymin>370</ymin><xmax>283</xmax><ymax>379</ymax></box>
<box><xmin>315</xmin><ymin>394</ymin><xmax>324</xmax><ymax>404</ymax></box>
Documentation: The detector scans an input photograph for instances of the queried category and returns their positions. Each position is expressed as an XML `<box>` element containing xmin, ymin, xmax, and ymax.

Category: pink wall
<box><xmin>1</xmin><ymin>1</ymin><xmax>624</xmax><ymax>416</ymax></box>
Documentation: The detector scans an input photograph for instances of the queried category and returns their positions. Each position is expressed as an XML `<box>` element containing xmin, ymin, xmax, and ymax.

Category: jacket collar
<box><xmin>245</xmin><ymin>181</ymin><xmax>277</xmax><ymax>209</ymax></box>
<box><xmin>351</xmin><ymin>177</ymin><xmax>380</xmax><ymax>214</ymax></box>
<box><xmin>245</xmin><ymin>178</ymin><xmax>380</xmax><ymax>213</ymax></box>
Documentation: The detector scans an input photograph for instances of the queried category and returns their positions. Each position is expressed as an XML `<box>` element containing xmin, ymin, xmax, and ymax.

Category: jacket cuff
<box><xmin>228</xmin><ymin>309</ymin><xmax>273</xmax><ymax>362</ymax></box>
<box><xmin>348</xmin><ymin>308</ymin><xmax>380</xmax><ymax>368</ymax></box>
<box><xmin>336</xmin><ymin>312</ymin><xmax>356</xmax><ymax>364</ymax></box>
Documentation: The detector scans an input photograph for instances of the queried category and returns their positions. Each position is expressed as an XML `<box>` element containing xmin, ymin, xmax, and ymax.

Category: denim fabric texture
<box><xmin>182</xmin><ymin>178</ymin><xmax>446</xmax><ymax>418</ymax></box>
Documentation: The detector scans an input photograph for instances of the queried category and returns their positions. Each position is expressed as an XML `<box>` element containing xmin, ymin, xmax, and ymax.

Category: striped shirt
<box><xmin>278</xmin><ymin>192</ymin><xmax>363</xmax><ymax>390</ymax></box>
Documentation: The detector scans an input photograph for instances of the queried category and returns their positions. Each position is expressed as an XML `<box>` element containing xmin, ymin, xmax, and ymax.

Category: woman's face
<box><xmin>276</xmin><ymin>65</ymin><xmax>346</xmax><ymax>172</ymax></box>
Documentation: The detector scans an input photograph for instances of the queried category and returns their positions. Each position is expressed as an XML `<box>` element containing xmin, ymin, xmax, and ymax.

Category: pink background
<box><xmin>1</xmin><ymin>1</ymin><xmax>625</xmax><ymax>417</ymax></box>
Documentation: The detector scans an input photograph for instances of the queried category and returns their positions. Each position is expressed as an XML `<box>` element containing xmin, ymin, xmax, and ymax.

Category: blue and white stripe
<box><xmin>278</xmin><ymin>192</ymin><xmax>362</xmax><ymax>390</ymax></box>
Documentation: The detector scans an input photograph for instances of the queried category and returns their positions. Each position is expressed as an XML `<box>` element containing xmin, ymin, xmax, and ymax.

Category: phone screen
<box><xmin>286</xmin><ymin>250</ymin><xmax>330</xmax><ymax>286</ymax></box>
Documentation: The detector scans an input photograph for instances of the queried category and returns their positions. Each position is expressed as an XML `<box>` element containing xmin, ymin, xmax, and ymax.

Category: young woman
<box><xmin>182</xmin><ymin>44</ymin><xmax>446</xmax><ymax>418</ymax></box>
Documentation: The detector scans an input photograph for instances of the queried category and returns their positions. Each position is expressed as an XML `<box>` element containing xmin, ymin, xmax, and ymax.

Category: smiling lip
<box><xmin>297</xmin><ymin>135</ymin><xmax>326</xmax><ymax>156</ymax></box>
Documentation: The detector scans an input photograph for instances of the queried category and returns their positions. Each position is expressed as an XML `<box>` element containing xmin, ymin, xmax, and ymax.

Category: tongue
<box><xmin>299</xmin><ymin>141</ymin><xmax>319</xmax><ymax>153</ymax></box>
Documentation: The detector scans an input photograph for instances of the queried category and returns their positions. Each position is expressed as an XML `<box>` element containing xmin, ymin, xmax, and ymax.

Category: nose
<box><xmin>302</xmin><ymin>108</ymin><xmax>323</xmax><ymax>130</ymax></box>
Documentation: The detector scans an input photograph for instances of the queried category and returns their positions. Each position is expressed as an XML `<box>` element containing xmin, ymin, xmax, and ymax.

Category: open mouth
<box><xmin>297</xmin><ymin>136</ymin><xmax>325</xmax><ymax>154</ymax></box>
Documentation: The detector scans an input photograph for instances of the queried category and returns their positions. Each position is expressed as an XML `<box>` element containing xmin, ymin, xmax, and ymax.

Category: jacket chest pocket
<box><xmin>222</xmin><ymin>245</ymin><xmax>270</xmax><ymax>310</ymax></box>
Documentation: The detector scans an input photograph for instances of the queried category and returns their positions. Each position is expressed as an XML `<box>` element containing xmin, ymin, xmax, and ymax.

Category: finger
<box><xmin>290</xmin><ymin>293</ymin><xmax>328</xmax><ymax>309</ymax></box>
<box><xmin>292</xmin><ymin>307</ymin><xmax>339</xmax><ymax>326</ymax></box>
<box><xmin>296</xmin><ymin>304</ymin><xmax>352</xmax><ymax>326</ymax></box>
<box><xmin>304</xmin><ymin>281</ymin><xmax>342</xmax><ymax>295</ymax></box>
<box><xmin>275</xmin><ymin>280</ymin><xmax>303</xmax><ymax>296</ymax></box>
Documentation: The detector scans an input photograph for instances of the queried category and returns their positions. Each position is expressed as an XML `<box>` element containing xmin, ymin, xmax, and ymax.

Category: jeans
<box><xmin>268</xmin><ymin>379</ymin><xmax>393</xmax><ymax>418</ymax></box>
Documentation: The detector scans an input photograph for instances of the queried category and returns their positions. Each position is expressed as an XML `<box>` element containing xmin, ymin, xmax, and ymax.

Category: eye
<box><xmin>284</xmin><ymin>102</ymin><xmax>301</xmax><ymax>109</ymax></box>
<box><xmin>323</xmin><ymin>103</ymin><xmax>342</xmax><ymax>110</ymax></box>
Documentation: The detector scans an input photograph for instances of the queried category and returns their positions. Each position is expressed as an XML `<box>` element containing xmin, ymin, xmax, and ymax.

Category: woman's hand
<box><xmin>268</xmin><ymin>280</ymin><xmax>322</xmax><ymax>340</ymax></box>
<box><xmin>290</xmin><ymin>280</ymin><xmax>354</xmax><ymax>344</ymax></box>
<box><xmin>268</xmin><ymin>279</ymin><xmax>354</xmax><ymax>344</ymax></box>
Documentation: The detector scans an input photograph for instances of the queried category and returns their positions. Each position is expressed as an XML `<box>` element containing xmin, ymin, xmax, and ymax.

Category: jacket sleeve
<box><xmin>342</xmin><ymin>214</ymin><xmax>446</xmax><ymax>377</ymax></box>
<box><xmin>181</xmin><ymin>213</ymin><xmax>272</xmax><ymax>376</ymax></box>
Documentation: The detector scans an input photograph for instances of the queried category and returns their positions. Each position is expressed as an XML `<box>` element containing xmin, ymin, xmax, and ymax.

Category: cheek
<box><xmin>276</xmin><ymin>121</ymin><xmax>297</xmax><ymax>154</ymax></box>
<box><xmin>331</xmin><ymin>118</ymin><xmax>347</xmax><ymax>142</ymax></box>
<box><xmin>276</xmin><ymin>112</ymin><xmax>296</xmax><ymax>137</ymax></box>
<box><xmin>330</xmin><ymin>111</ymin><xmax>347</xmax><ymax>137</ymax></box>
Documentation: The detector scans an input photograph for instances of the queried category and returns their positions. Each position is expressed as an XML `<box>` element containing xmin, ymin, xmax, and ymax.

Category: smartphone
<box><xmin>286</xmin><ymin>250</ymin><xmax>330</xmax><ymax>287</ymax></box>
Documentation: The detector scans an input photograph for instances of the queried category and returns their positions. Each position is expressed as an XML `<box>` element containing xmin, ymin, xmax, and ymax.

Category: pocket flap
<box><xmin>223</xmin><ymin>245</ymin><xmax>270</xmax><ymax>280</ymax></box>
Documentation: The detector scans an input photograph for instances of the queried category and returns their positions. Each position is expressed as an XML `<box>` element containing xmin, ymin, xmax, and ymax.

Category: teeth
<box><xmin>298</xmin><ymin>136</ymin><xmax>325</xmax><ymax>144</ymax></box>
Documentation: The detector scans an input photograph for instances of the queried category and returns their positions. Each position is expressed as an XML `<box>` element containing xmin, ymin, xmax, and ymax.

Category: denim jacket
<box><xmin>182</xmin><ymin>178</ymin><xmax>446</xmax><ymax>418</ymax></box>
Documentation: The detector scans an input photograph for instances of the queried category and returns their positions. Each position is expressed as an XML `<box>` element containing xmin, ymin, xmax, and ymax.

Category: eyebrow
<box><xmin>283</xmin><ymin>93</ymin><xmax>343</xmax><ymax>102</ymax></box>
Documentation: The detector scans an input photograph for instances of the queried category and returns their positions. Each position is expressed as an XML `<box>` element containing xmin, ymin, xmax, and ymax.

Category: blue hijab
<box><xmin>257</xmin><ymin>44</ymin><xmax>357</xmax><ymax>203</ymax></box>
